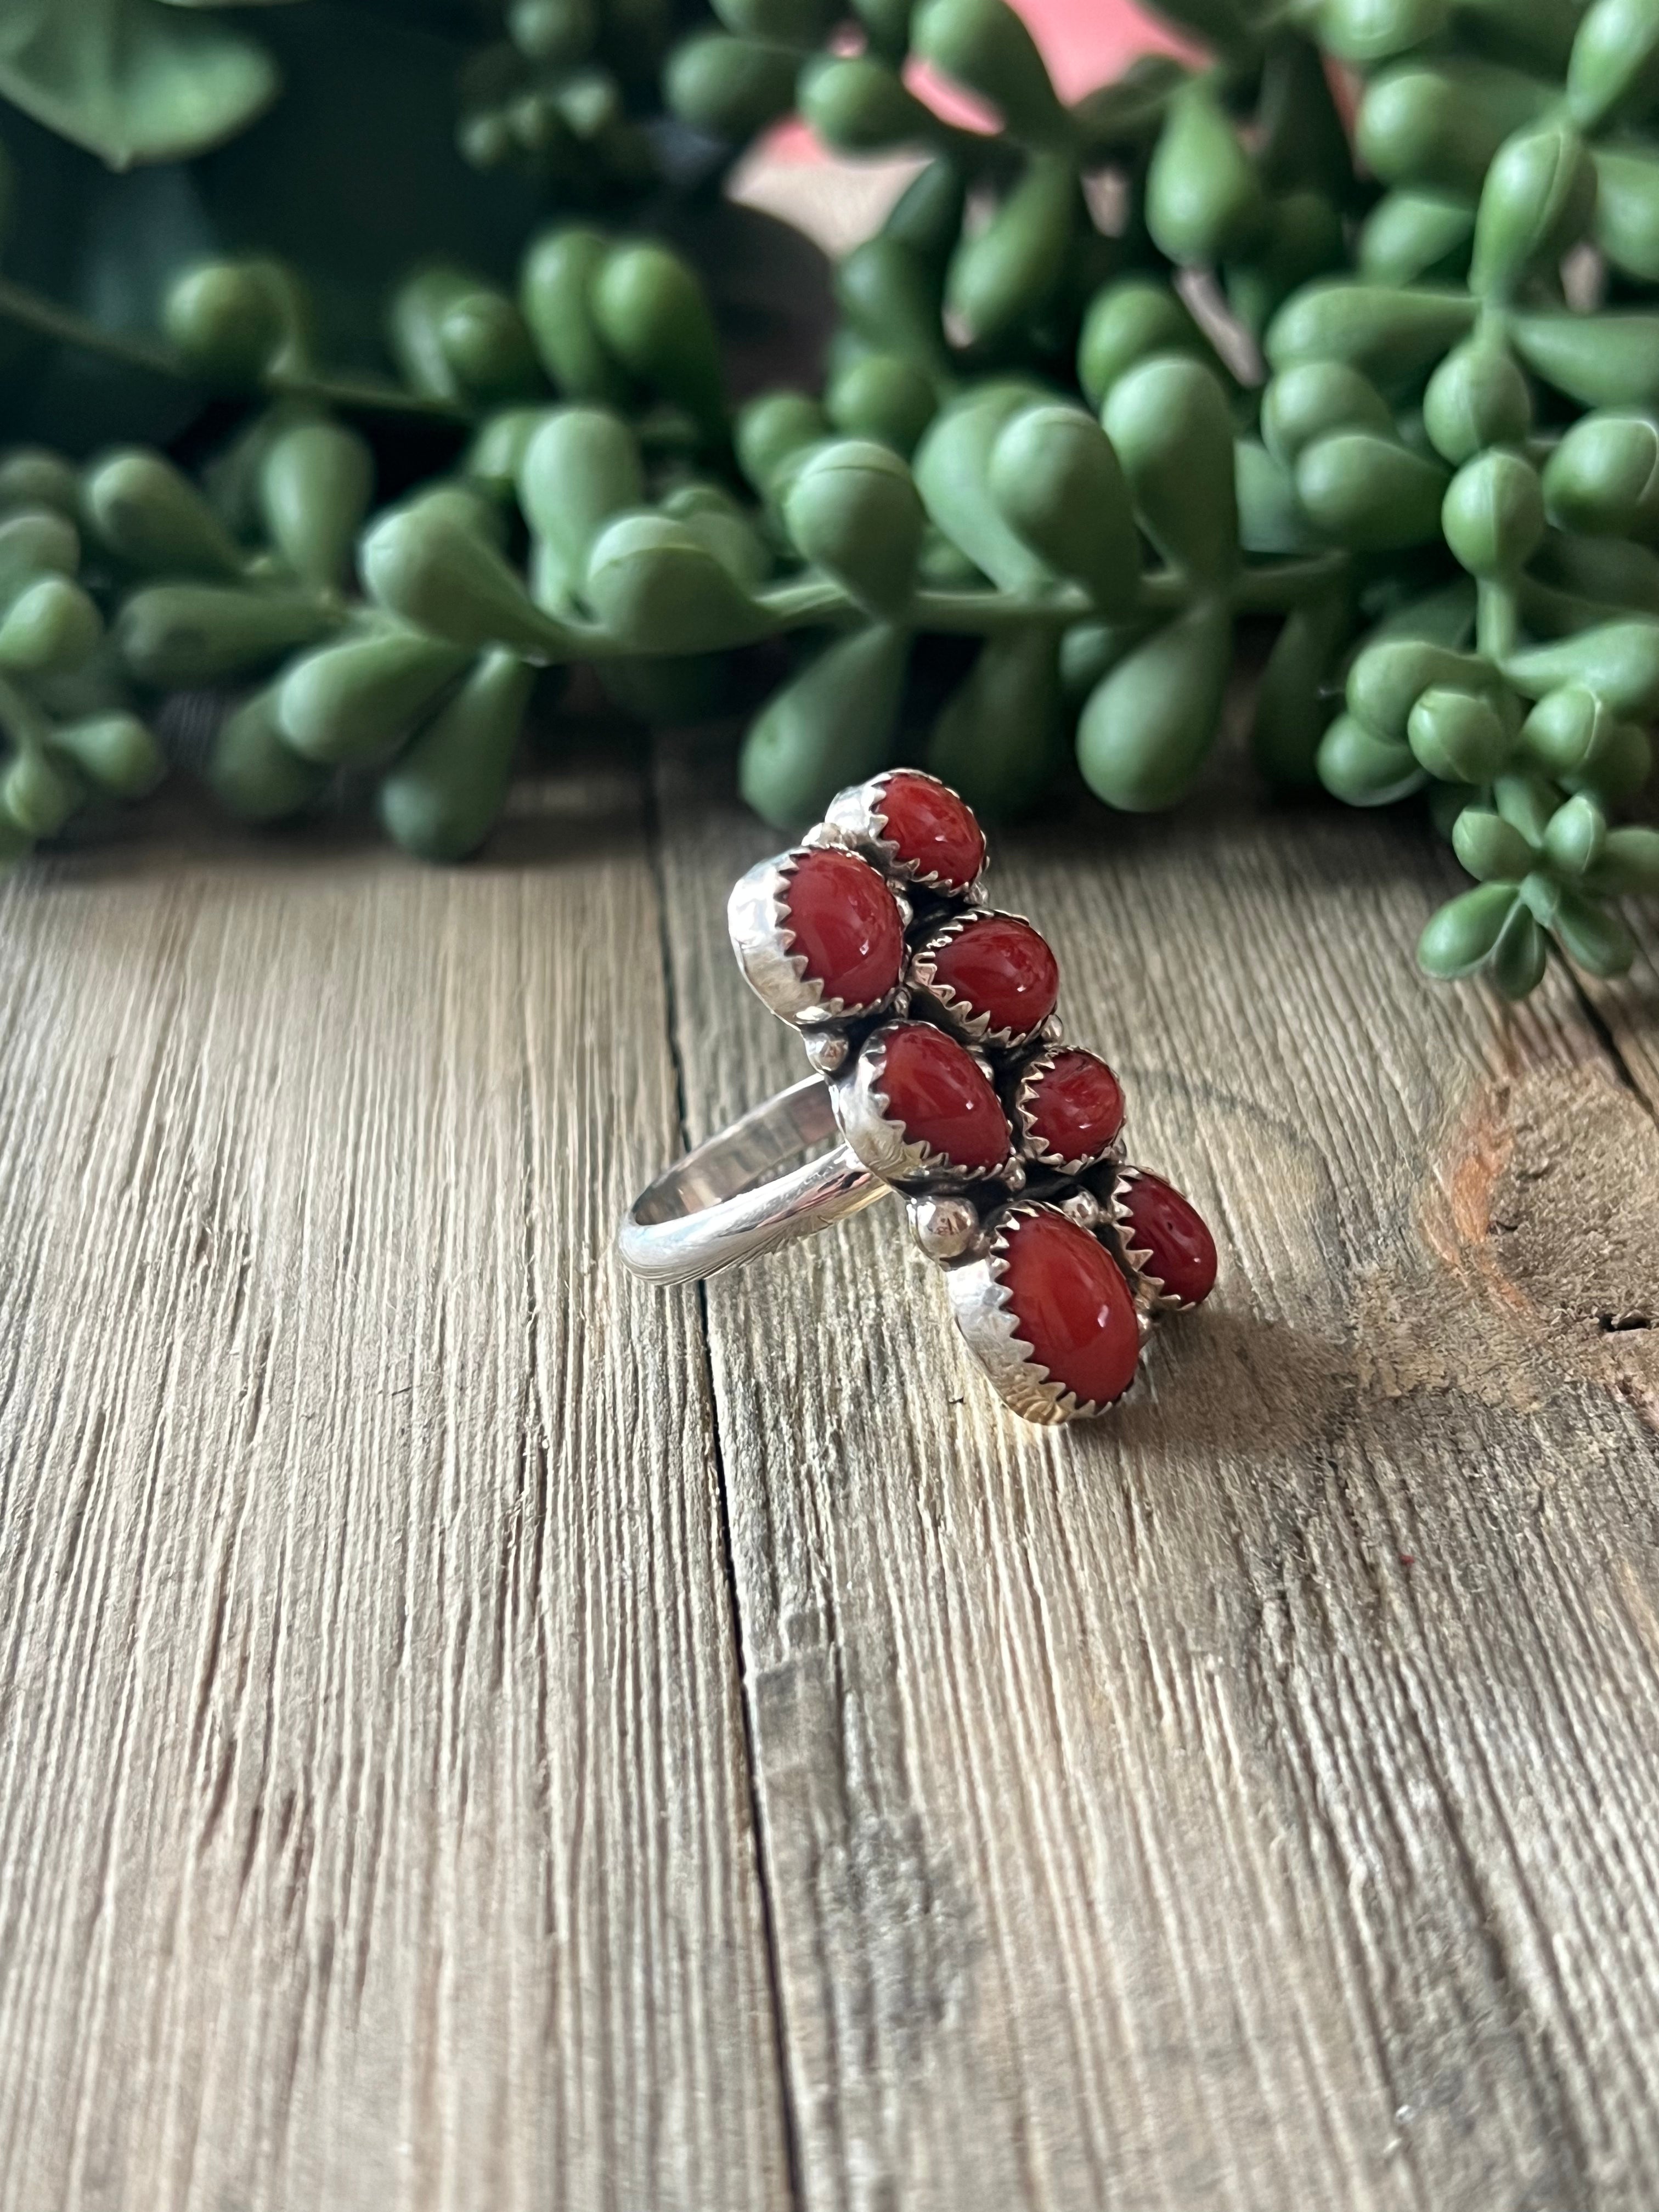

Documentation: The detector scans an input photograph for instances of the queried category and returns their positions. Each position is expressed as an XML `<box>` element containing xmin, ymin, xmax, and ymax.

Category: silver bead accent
<box><xmin>907</xmin><ymin>1194</ymin><xmax>983</xmax><ymax>1263</ymax></box>
<box><xmin>802</xmin><ymin>1030</ymin><xmax>849</xmax><ymax>1075</ymax></box>
<box><xmin>1059</xmin><ymin>1187</ymin><xmax>1105</xmax><ymax>1229</ymax></box>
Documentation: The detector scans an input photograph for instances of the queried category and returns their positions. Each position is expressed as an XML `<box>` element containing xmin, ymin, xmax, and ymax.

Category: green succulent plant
<box><xmin>0</xmin><ymin>450</ymin><xmax>165</xmax><ymax>861</ymax></box>
<box><xmin>0</xmin><ymin>0</ymin><xmax>1656</xmax><ymax>1006</ymax></box>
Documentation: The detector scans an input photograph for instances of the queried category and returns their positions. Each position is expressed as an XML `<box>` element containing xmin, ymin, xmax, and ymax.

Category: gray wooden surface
<box><xmin>1</xmin><ymin>709</ymin><xmax>1657</xmax><ymax>2212</ymax></box>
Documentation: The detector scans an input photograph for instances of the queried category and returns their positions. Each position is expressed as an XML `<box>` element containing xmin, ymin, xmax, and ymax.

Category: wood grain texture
<box><xmin>653</xmin><ymin>720</ymin><xmax>1659</xmax><ymax>2212</ymax></box>
<box><xmin>0</xmin><ymin>763</ymin><xmax>789</xmax><ymax>2212</ymax></box>
<box><xmin>3</xmin><ymin>706</ymin><xmax>1658</xmax><ymax>2212</ymax></box>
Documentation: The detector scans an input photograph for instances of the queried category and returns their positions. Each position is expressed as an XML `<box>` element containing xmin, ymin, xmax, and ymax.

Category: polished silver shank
<box><xmin>618</xmin><ymin>1076</ymin><xmax>888</xmax><ymax>1288</ymax></box>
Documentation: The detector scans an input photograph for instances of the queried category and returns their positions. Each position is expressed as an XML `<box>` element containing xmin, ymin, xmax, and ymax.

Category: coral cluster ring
<box><xmin>618</xmin><ymin>770</ymin><xmax>1217</xmax><ymax>1425</ymax></box>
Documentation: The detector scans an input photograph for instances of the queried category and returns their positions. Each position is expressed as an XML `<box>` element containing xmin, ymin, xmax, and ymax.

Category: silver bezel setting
<box><xmin>726</xmin><ymin>848</ymin><xmax>906</xmax><ymax>1029</ymax></box>
<box><xmin>833</xmin><ymin>1020</ymin><xmax>1018</xmax><ymax>1190</ymax></box>
<box><xmin>823</xmin><ymin>770</ymin><xmax>989</xmax><ymax>900</ymax></box>
<box><xmin>909</xmin><ymin>909</ymin><xmax>1058</xmax><ymax>1051</ymax></box>
<box><xmin>947</xmin><ymin>1201</ymin><xmax>1150</xmax><ymax>1425</ymax></box>
<box><xmin>1013</xmin><ymin>1046</ymin><xmax>1128</xmax><ymax>1174</ymax></box>
<box><xmin>1103</xmin><ymin>1164</ymin><xmax>1192</xmax><ymax>1318</ymax></box>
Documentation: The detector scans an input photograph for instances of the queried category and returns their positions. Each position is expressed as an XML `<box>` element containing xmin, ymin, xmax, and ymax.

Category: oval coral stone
<box><xmin>874</xmin><ymin>1022</ymin><xmax>1010</xmax><ymax>1172</ymax></box>
<box><xmin>926</xmin><ymin>912</ymin><xmax>1059</xmax><ymax>1039</ymax></box>
<box><xmin>783</xmin><ymin>847</ymin><xmax>904</xmax><ymax>1009</ymax></box>
<box><xmin>877</xmin><ymin>770</ymin><xmax>986</xmax><ymax>891</ymax></box>
<box><xmin>1000</xmin><ymin>1208</ymin><xmax>1141</xmax><ymax>1407</ymax></box>
<box><xmin>1120</xmin><ymin>1170</ymin><xmax>1217</xmax><ymax>1306</ymax></box>
<box><xmin>1022</xmin><ymin>1049</ymin><xmax>1125</xmax><ymax>1164</ymax></box>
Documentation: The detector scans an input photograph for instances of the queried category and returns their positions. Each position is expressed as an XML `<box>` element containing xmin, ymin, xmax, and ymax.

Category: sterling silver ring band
<box><xmin>618</xmin><ymin>1076</ymin><xmax>886</xmax><ymax>1289</ymax></box>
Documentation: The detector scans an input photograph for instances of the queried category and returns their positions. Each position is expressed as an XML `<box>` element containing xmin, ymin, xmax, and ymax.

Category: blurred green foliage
<box><xmin>1</xmin><ymin>0</ymin><xmax>1657</xmax><ymax>1001</ymax></box>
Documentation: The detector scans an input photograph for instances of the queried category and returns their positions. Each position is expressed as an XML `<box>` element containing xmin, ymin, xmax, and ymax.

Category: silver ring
<box><xmin>619</xmin><ymin>770</ymin><xmax>1218</xmax><ymax>1425</ymax></box>
<box><xmin>618</xmin><ymin>1076</ymin><xmax>885</xmax><ymax>1288</ymax></box>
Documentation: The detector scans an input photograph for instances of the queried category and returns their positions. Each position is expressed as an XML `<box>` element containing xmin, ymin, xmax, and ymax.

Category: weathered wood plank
<box><xmin>654</xmin><ymin>723</ymin><xmax>1659</xmax><ymax>2212</ymax></box>
<box><xmin>0</xmin><ymin>761</ymin><xmax>790</xmax><ymax>2212</ymax></box>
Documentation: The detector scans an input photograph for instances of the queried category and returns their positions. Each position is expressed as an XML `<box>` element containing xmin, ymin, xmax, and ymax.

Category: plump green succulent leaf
<box><xmin>836</xmin><ymin>237</ymin><xmax>949</xmax><ymax>375</ymax></box>
<box><xmin>163</xmin><ymin>259</ymin><xmax>288</xmax><ymax>385</ymax></box>
<box><xmin>930</xmin><ymin>623</ymin><xmax>1068</xmax><ymax>817</ymax></box>
<box><xmin>208</xmin><ymin>683</ymin><xmax>331</xmax><ymax>822</ymax></box>
<box><xmin>1520</xmin><ymin>683</ymin><xmax>1620</xmax><ymax>774</ymax></box>
<box><xmin>1503</xmin><ymin>619</ymin><xmax>1659</xmax><ymax>714</ymax></box>
<box><xmin>944</xmin><ymin>155</ymin><xmax>1076</xmax><ymax>346</ymax></box>
<box><xmin>1251</xmin><ymin>585</ymin><xmax>1352</xmax><ymax>786</ymax></box>
<box><xmin>360</xmin><ymin>495</ymin><xmax>575</xmax><ymax>662</ymax></box>
<box><xmin>1422</xmin><ymin>341</ymin><xmax>1532</xmax><ymax>464</ymax></box>
<box><xmin>1103</xmin><ymin>356</ymin><xmax>1238</xmax><ymax>581</ymax></box>
<box><xmin>1549</xmin><ymin>887</ymin><xmax>1635</xmax><ymax>975</ymax></box>
<box><xmin>1236</xmin><ymin>441</ymin><xmax>1324</xmax><ymax>555</ymax></box>
<box><xmin>584</xmin><ymin>514</ymin><xmax>772</xmax><ymax>652</ymax></box>
<box><xmin>1077</xmin><ymin>598</ymin><xmax>1232</xmax><ymax>810</ymax></box>
<box><xmin>1358</xmin><ymin>191</ymin><xmax>1475</xmax><ymax>284</ymax></box>
<box><xmin>518</xmin><ymin>407</ymin><xmax>644</xmax><ymax>608</ymax></box>
<box><xmin>909</xmin><ymin>0</ymin><xmax>1071</xmax><ymax>150</ymax></box>
<box><xmin>1407</xmin><ymin>685</ymin><xmax>1512</xmax><ymax>780</ymax></box>
<box><xmin>116</xmin><ymin>582</ymin><xmax>336</xmax><ymax>687</ymax></box>
<box><xmin>379</xmin><ymin>648</ymin><xmax>536</xmax><ymax>862</ymax></box>
<box><xmin>1469</xmin><ymin>125</ymin><xmax>1596</xmax><ymax>296</ymax></box>
<box><xmin>0</xmin><ymin>510</ymin><xmax>81</xmax><ymax>606</ymax></box>
<box><xmin>3</xmin><ymin>744</ymin><xmax>83</xmax><ymax>839</ymax></box>
<box><xmin>784</xmin><ymin>440</ymin><xmax>924</xmax><ymax>619</ymax></box>
<box><xmin>1567</xmin><ymin>0</ymin><xmax>1659</xmax><ymax>127</ymax></box>
<box><xmin>1147</xmin><ymin>82</ymin><xmax>1267</xmax><ymax>267</ymax></box>
<box><xmin>1320</xmin><ymin>0</ymin><xmax>1447</xmax><ymax>67</ymax></box>
<box><xmin>665</xmin><ymin>32</ymin><xmax>799</xmax><ymax>138</ymax></box>
<box><xmin>1452</xmin><ymin>805</ymin><xmax>1535</xmax><ymax>881</ymax></box>
<box><xmin>736</xmin><ymin>392</ymin><xmax>831</xmax><ymax>499</ymax></box>
<box><xmin>84</xmin><ymin>449</ymin><xmax>245</xmax><ymax>579</ymax></box>
<box><xmin>520</xmin><ymin>229</ymin><xmax>631</xmax><ymax>408</ymax></box>
<box><xmin>591</xmin><ymin>243</ymin><xmax>726</xmax><ymax>445</ymax></box>
<box><xmin>1078</xmin><ymin>280</ymin><xmax>1213</xmax><ymax>410</ymax></box>
<box><xmin>988</xmin><ymin>404</ymin><xmax>1139</xmax><ymax>612</ymax></box>
<box><xmin>1266</xmin><ymin>282</ymin><xmax>1478</xmax><ymax>391</ymax></box>
<box><xmin>1584</xmin><ymin>823</ymin><xmax>1659</xmax><ymax>895</ymax></box>
<box><xmin>0</xmin><ymin>452</ymin><xmax>82</xmax><ymax>518</ymax></box>
<box><xmin>1262</xmin><ymin>362</ymin><xmax>1393</xmax><ymax>465</ymax></box>
<box><xmin>1346</xmin><ymin>635</ymin><xmax>1496</xmax><ymax>740</ymax></box>
<box><xmin>1543</xmin><ymin>414</ymin><xmax>1659</xmax><ymax>540</ymax></box>
<box><xmin>278</xmin><ymin>623</ymin><xmax>472</xmax><ymax>768</ymax></box>
<box><xmin>257</xmin><ymin>419</ymin><xmax>375</xmax><ymax>594</ymax></box>
<box><xmin>0</xmin><ymin>0</ymin><xmax>284</xmax><ymax>168</ymax></box>
<box><xmin>1488</xmin><ymin>901</ymin><xmax>1549</xmax><ymax>996</ymax></box>
<box><xmin>913</xmin><ymin>385</ymin><xmax>1052</xmax><ymax>591</ymax></box>
<box><xmin>43</xmin><ymin>710</ymin><xmax>160</xmax><ymax>798</ymax></box>
<box><xmin>1541</xmin><ymin>791</ymin><xmax>1608</xmax><ymax>875</ymax></box>
<box><xmin>1419</xmin><ymin>881</ymin><xmax>1520</xmax><ymax>977</ymax></box>
<box><xmin>798</xmin><ymin>53</ymin><xmax>932</xmax><ymax>150</ymax></box>
<box><xmin>826</xmin><ymin>352</ymin><xmax>938</xmax><ymax>456</ymax></box>
<box><xmin>1294</xmin><ymin>432</ymin><xmax>1449</xmax><ymax>551</ymax></box>
<box><xmin>1318</xmin><ymin>712</ymin><xmax>1428</xmax><ymax>804</ymax></box>
<box><xmin>1441</xmin><ymin>449</ymin><xmax>1545</xmax><ymax>577</ymax></box>
<box><xmin>1510</xmin><ymin>314</ymin><xmax>1659</xmax><ymax>408</ymax></box>
<box><xmin>740</xmin><ymin>623</ymin><xmax>909</xmax><ymax>827</ymax></box>
<box><xmin>1356</xmin><ymin>58</ymin><xmax>1553</xmax><ymax>199</ymax></box>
